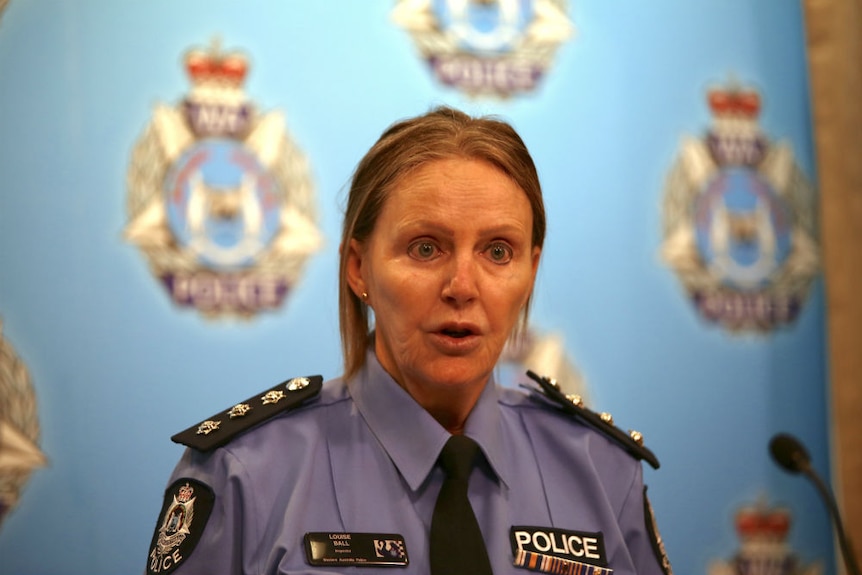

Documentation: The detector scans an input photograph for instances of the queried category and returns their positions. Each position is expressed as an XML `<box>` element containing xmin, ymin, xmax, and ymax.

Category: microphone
<box><xmin>769</xmin><ymin>433</ymin><xmax>861</xmax><ymax>575</ymax></box>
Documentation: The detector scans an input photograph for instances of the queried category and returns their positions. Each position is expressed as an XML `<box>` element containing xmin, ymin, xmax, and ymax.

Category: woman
<box><xmin>146</xmin><ymin>107</ymin><xmax>671</xmax><ymax>575</ymax></box>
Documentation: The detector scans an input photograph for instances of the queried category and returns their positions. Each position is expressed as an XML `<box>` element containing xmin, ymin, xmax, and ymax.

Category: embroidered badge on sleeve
<box><xmin>644</xmin><ymin>488</ymin><xmax>673</xmax><ymax>575</ymax></box>
<box><xmin>147</xmin><ymin>478</ymin><xmax>215</xmax><ymax>575</ymax></box>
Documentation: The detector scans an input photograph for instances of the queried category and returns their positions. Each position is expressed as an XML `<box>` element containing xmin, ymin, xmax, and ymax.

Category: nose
<box><xmin>441</xmin><ymin>252</ymin><xmax>479</xmax><ymax>306</ymax></box>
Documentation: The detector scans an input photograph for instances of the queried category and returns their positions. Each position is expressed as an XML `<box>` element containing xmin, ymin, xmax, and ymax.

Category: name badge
<box><xmin>510</xmin><ymin>526</ymin><xmax>610</xmax><ymax>573</ymax></box>
<box><xmin>304</xmin><ymin>532</ymin><xmax>409</xmax><ymax>567</ymax></box>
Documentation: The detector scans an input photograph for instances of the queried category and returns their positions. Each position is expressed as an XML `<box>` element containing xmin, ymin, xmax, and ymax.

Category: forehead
<box><xmin>383</xmin><ymin>157</ymin><xmax>530</xmax><ymax>217</ymax></box>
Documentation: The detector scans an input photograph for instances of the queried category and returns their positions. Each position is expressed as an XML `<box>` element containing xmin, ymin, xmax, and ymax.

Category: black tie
<box><xmin>429</xmin><ymin>434</ymin><xmax>493</xmax><ymax>575</ymax></box>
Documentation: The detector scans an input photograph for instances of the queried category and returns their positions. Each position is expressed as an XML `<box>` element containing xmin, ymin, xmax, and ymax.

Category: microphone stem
<box><xmin>803</xmin><ymin>467</ymin><xmax>861</xmax><ymax>575</ymax></box>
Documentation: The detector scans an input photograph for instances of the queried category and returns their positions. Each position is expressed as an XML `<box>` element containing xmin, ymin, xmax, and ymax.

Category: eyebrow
<box><xmin>395</xmin><ymin>219</ymin><xmax>529</xmax><ymax>239</ymax></box>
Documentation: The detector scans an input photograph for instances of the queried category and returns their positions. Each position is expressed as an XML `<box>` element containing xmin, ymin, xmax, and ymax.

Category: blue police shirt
<box><xmin>148</xmin><ymin>352</ymin><xmax>669</xmax><ymax>575</ymax></box>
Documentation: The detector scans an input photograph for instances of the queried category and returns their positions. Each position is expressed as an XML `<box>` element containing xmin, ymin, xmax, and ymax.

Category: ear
<box><xmin>530</xmin><ymin>246</ymin><xmax>542</xmax><ymax>280</ymax></box>
<box><xmin>344</xmin><ymin>238</ymin><xmax>367</xmax><ymax>300</ymax></box>
<box><xmin>523</xmin><ymin>246</ymin><xmax>542</xmax><ymax>307</ymax></box>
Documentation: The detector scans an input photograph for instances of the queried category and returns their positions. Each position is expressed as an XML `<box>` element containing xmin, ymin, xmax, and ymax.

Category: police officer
<box><xmin>146</xmin><ymin>107</ymin><xmax>672</xmax><ymax>575</ymax></box>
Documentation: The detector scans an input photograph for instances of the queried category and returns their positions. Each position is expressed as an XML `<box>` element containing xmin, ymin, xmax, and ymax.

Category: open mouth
<box><xmin>441</xmin><ymin>328</ymin><xmax>474</xmax><ymax>339</ymax></box>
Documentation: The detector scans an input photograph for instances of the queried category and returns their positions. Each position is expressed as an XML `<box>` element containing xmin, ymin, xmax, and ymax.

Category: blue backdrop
<box><xmin>0</xmin><ymin>2</ymin><xmax>833</xmax><ymax>574</ymax></box>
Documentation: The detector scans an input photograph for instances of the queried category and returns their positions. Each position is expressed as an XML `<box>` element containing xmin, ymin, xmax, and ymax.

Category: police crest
<box><xmin>126</xmin><ymin>39</ymin><xmax>321</xmax><ymax>318</ymax></box>
<box><xmin>147</xmin><ymin>479</ymin><xmax>215</xmax><ymax>574</ymax></box>
<box><xmin>0</xmin><ymin>319</ymin><xmax>47</xmax><ymax>529</ymax></box>
<box><xmin>156</xmin><ymin>483</ymin><xmax>197</xmax><ymax>554</ymax></box>
<box><xmin>660</xmin><ymin>82</ymin><xmax>819</xmax><ymax>332</ymax></box>
<box><xmin>708</xmin><ymin>500</ymin><xmax>821</xmax><ymax>575</ymax></box>
<box><xmin>392</xmin><ymin>0</ymin><xmax>573</xmax><ymax>98</ymax></box>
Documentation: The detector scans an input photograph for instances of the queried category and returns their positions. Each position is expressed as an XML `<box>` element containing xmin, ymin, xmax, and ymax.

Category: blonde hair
<box><xmin>338</xmin><ymin>106</ymin><xmax>546</xmax><ymax>378</ymax></box>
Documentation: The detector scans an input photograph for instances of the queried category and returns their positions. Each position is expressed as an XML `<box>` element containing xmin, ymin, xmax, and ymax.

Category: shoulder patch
<box><xmin>147</xmin><ymin>478</ymin><xmax>215</xmax><ymax>575</ymax></box>
<box><xmin>171</xmin><ymin>375</ymin><xmax>323</xmax><ymax>452</ymax></box>
<box><xmin>644</xmin><ymin>487</ymin><xmax>673</xmax><ymax>575</ymax></box>
<box><xmin>524</xmin><ymin>370</ymin><xmax>660</xmax><ymax>469</ymax></box>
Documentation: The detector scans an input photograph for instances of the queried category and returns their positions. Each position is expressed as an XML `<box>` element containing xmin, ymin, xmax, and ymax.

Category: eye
<box><xmin>485</xmin><ymin>241</ymin><xmax>513</xmax><ymax>264</ymax></box>
<box><xmin>408</xmin><ymin>240</ymin><xmax>440</xmax><ymax>261</ymax></box>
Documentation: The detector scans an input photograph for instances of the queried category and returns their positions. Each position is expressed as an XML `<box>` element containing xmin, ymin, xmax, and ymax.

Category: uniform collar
<box><xmin>348</xmin><ymin>351</ymin><xmax>510</xmax><ymax>492</ymax></box>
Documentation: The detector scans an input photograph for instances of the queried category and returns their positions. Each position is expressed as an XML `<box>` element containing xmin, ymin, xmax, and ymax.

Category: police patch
<box><xmin>392</xmin><ymin>0</ymin><xmax>574</xmax><ymax>98</ymax></box>
<box><xmin>125</xmin><ymin>38</ymin><xmax>320</xmax><ymax>319</ymax></box>
<box><xmin>147</xmin><ymin>478</ymin><xmax>215</xmax><ymax>575</ymax></box>
<box><xmin>510</xmin><ymin>526</ymin><xmax>608</xmax><ymax>569</ymax></box>
<box><xmin>660</xmin><ymin>80</ymin><xmax>818</xmax><ymax>333</ymax></box>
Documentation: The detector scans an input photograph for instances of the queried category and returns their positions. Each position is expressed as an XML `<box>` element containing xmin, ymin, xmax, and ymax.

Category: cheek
<box><xmin>375</xmin><ymin>266</ymin><xmax>421</xmax><ymax>300</ymax></box>
<box><xmin>495</xmin><ymin>271</ymin><xmax>535</xmax><ymax>322</ymax></box>
<box><xmin>370</xmin><ymin>267</ymin><xmax>426</xmax><ymax>322</ymax></box>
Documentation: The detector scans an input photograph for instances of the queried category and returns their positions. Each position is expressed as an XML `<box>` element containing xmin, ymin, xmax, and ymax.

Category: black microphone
<box><xmin>769</xmin><ymin>433</ymin><xmax>861</xmax><ymax>575</ymax></box>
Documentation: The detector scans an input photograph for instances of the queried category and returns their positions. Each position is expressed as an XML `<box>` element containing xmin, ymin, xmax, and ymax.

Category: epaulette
<box><xmin>524</xmin><ymin>370</ymin><xmax>660</xmax><ymax>469</ymax></box>
<box><xmin>171</xmin><ymin>375</ymin><xmax>323</xmax><ymax>452</ymax></box>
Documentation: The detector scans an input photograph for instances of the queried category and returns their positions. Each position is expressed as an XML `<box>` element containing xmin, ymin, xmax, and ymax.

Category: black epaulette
<box><xmin>171</xmin><ymin>375</ymin><xmax>323</xmax><ymax>452</ymax></box>
<box><xmin>524</xmin><ymin>370</ymin><xmax>660</xmax><ymax>469</ymax></box>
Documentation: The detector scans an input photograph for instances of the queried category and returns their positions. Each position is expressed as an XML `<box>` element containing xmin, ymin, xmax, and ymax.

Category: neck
<box><xmin>429</xmin><ymin>407</ymin><xmax>469</xmax><ymax>435</ymax></box>
<box><xmin>397</xmin><ymin>375</ymin><xmax>488</xmax><ymax>435</ymax></box>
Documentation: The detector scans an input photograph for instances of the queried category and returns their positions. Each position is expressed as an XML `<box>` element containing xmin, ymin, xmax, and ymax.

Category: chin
<box><xmin>420</xmin><ymin>359</ymin><xmax>494</xmax><ymax>390</ymax></box>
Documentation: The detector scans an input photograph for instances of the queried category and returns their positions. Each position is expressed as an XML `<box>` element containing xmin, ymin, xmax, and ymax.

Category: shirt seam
<box><xmin>218</xmin><ymin>447</ymin><xmax>258</xmax><ymax>575</ymax></box>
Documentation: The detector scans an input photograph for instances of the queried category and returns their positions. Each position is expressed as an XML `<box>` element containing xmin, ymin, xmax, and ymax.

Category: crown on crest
<box><xmin>735</xmin><ymin>502</ymin><xmax>791</xmax><ymax>542</ymax></box>
<box><xmin>184</xmin><ymin>38</ymin><xmax>248</xmax><ymax>87</ymax></box>
<box><xmin>177</xmin><ymin>483</ymin><xmax>195</xmax><ymax>503</ymax></box>
<box><xmin>708</xmin><ymin>83</ymin><xmax>761</xmax><ymax>118</ymax></box>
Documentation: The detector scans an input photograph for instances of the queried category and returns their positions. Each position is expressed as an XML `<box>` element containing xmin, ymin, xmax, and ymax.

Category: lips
<box><xmin>436</xmin><ymin>322</ymin><xmax>480</xmax><ymax>339</ymax></box>
<box><xmin>430</xmin><ymin>323</ymin><xmax>483</xmax><ymax>354</ymax></box>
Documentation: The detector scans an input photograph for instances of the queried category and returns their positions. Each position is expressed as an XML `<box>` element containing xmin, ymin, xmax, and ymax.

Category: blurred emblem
<box><xmin>392</xmin><ymin>0</ymin><xmax>573</xmax><ymax>98</ymax></box>
<box><xmin>708</xmin><ymin>499</ymin><xmax>821</xmax><ymax>575</ymax></box>
<box><xmin>126</xmin><ymin>38</ymin><xmax>321</xmax><ymax>318</ymax></box>
<box><xmin>661</xmin><ymin>82</ymin><xmax>819</xmax><ymax>332</ymax></box>
<box><xmin>0</xmin><ymin>319</ymin><xmax>47</xmax><ymax>529</ymax></box>
<box><xmin>500</xmin><ymin>328</ymin><xmax>588</xmax><ymax>399</ymax></box>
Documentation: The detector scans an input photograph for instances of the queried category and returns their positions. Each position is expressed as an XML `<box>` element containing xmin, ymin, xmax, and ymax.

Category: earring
<box><xmin>361</xmin><ymin>292</ymin><xmax>368</xmax><ymax>301</ymax></box>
